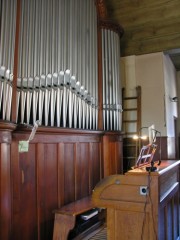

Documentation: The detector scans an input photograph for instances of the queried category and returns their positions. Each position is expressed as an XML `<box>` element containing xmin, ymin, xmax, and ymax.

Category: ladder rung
<box><xmin>123</xmin><ymin>96</ymin><xmax>138</xmax><ymax>100</ymax></box>
<box><xmin>123</xmin><ymin>120</ymin><xmax>137</xmax><ymax>123</ymax></box>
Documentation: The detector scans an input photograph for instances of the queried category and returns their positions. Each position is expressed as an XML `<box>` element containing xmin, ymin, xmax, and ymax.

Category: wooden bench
<box><xmin>53</xmin><ymin>196</ymin><xmax>97</xmax><ymax>240</ymax></box>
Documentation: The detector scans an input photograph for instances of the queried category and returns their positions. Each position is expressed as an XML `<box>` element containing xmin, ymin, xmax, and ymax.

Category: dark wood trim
<box><xmin>0</xmin><ymin>122</ymin><xmax>15</xmax><ymax>239</ymax></box>
<box><xmin>0</xmin><ymin>121</ymin><xmax>17</xmax><ymax>131</ymax></box>
<box><xmin>95</xmin><ymin>0</ymin><xmax>108</xmax><ymax>20</ymax></box>
<box><xmin>15</xmin><ymin>124</ymin><xmax>104</xmax><ymax>135</ymax></box>
<box><xmin>0</xmin><ymin>121</ymin><xmax>16</xmax><ymax>143</ymax></box>
<box><xmin>13</xmin><ymin>126</ymin><xmax>105</xmax><ymax>143</ymax></box>
<box><xmin>0</xmin><ymin>127</ymin><xmax>122</xmax><ymax>240</ymax></box>
<box><xmin>95</xmin><ymin>0</ymin><xmax>124</xmax><ymax>37</ymax></box>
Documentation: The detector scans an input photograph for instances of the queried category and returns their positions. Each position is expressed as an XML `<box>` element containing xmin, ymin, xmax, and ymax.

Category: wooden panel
<box><xmin>89</xmin><ymin>142</ymin><xmax>102</xmax><ymax>190</ymax></box>
<box><xmin>159</xmin><ymin>190</ymin><xmax>179</xmax><ymax>240</ymax></box>
<box><xmin>121</xmin><ymin>33</ymin><xmax>180</xmax><ymax>56</ymax></box>
<box><xmin>123</xmin><ymin>18</ymin><xmax>180</xmax><ymax>42</ymax></box>
<box><xmin>9</xmin><ymin>127</ymin><xmax>123</xmax><ymax>240</ymax></box>
<box><xmin>113</xmin><ymin>1</ymin><xmax>180</xmax><ymax>26</ymax></box>
<box><xmin>0</xmin><ymin>122</ymin><xmax>16</xmax><ymax>240</ymax></box>
<box><xmin>105</xmin><ymin>0</ymin><xmax>180</xmax><ymax>56</ymax></box>
<box><xmin>0</xmin><ymin>123</ymin><xmax>123</xmax><ymax>240</ymax></box>
<box><xmin>36</xmin><ymin>143</ymin><xmax>46</xmax><ymax>240</ymax></box>
<box><xmin>19</xmin><ymin>144</ymin><xmax>37</xmax><ymax>240</ymax></box>
<box><xmin>93</xmin><ymin>160</ymin><xmax>180</xmax><ymax>240</ymax></box>
<box><xmin>0</xmin><ymin>143</ymin><xmax>11</xmax><ymax>240</ymax></box>
<box><xmin>76</xmin><ymin>143</ymin><xmax>90</xmax><ymax>198</ymax></box>
<box><xmin>103</xmin><ymin>132</ymin><xmax>123</xmax><ymax>176</ymax></box>
<box><xmin>106</xmin><ymin>0</ymin><xmax>179</xmax><ymax>11</ymax></box>
<box><xmin>115</xmin><ymin>210</ymin><xmax>149</xmax><ymax>240</ymax></box>
<box><xmin>64</xmin><ymin>143</ymin><xmax>76</xmax><ymax>203</ymax></box>
<box><xmin>43</xmin><ymin>143</ymin><xmax>58</xmax><ymax>240</ymax></box>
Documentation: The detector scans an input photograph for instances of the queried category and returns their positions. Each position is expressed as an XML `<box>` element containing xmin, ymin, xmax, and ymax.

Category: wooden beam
<box><xmin>121</xmin><ymin>33</ymin><xmax>180</xmax><ymax>56</ymax></box>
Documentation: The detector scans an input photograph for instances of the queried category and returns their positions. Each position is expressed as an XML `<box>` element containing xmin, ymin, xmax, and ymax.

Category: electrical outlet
<box><xmin>140</xmin><ymin>186</ymin><xmax>148</xmax><ymax>195</ymax></box>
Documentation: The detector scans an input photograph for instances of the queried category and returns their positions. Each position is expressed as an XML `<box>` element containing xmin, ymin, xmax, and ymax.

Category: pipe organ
<box><xmin>0</xmin><ymin>0</ymin><xmax>123</xmax><ymax>131</ymax></box>
<box><xmin>0</xmin><ymin>2</ymin><xmax>124</xmax><ymax>239</ymax></box>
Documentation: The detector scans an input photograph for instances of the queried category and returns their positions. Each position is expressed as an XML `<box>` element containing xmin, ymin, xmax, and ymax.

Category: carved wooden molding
<box><xmin>15</xmin><ymin>124</ymin><xmax>104</xmax><ymax>135</ymax></box>
<box><xmin>95</xmin><ymin>0</ymin><xmax>108</xmax><ymax>19</ymax></box>
<box><xmin>95</xmin><ymin>0</ymin><xmax>124</xmax><ymax>37</ymax></box>
<box><xmin>0</xmin><ymin>121</ymin><xmax>16</xmax><ymax>131</ymax></box>
<box><xmin>99</xmin><ymin>19</ymin><xmax>124</xmax><ymax>38</ymax></box>
<box><xmin>0</xmin><ymin>121</ymin><xmax>16</xmax><ymax>143</ymax></box>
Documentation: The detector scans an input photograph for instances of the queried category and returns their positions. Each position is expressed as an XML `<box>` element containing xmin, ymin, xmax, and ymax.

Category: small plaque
<box><xmin>18</xmin><ymin>141</ymin><xmax>29</xmax><ymax>152</ymax></box>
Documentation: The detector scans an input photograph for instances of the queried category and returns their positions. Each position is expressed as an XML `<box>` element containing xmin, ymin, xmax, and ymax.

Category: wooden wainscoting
<box><xmin>0</xmin><ymin>122</ymin><xmax>123</xmax><ymax>240</ymax></box>
<box><xmin>0</xmin><ymin>121</ymin><xmax>16</xmax><ymax>240</ymax></box>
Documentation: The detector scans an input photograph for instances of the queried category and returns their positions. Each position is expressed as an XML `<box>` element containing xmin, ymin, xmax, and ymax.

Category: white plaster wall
<box><xmin>163</xmin><ymin>55</ymin><xmax>177</xmax><ymax>158</ymax></box>
<box><xmin>163</xmin><ymin>54</ymin><xmax>178</xmax><ymax>137</ymax></box>
<box><xmin>135</xmin><ymin>52</ymin><xmax>166</xmax><ymax>135</ymax></box>
<box><xmin>175</xmin><ymin>71</ymin><xmax>180</xmax><ymax>157</ymax></box>
<box><xmin>176</xmin><ymin>71</ymin><xmax>180</xmax><ymax>116</ymax></box>
<box><xmin>121</xmin><ymin>52</ymin><xmax>177</xmax><ymax>137</ymax></box>
<box><xmin>121</xmin><ymin>56</ymin><xmax>137</xmax><ymax>97</ymax></box>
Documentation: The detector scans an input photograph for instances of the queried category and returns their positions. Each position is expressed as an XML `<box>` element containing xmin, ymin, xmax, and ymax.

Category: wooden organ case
<box><xmin>0</xmin><ymin>0</ymin><xmax>124</xmax><ymax>239</ymax></box>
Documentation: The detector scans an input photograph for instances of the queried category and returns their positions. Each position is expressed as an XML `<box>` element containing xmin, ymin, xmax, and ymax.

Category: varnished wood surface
<box><xmin>127</xmin><ymin>160</ymin><xmax>180</xmax><ymax>175</ymax></box>
<box><xmin>105</xmin><ymin>0</ymin><xmax>180</xmax><ymax>57</ymax></box>
<box><xmin>0</xmin><ymin>125</ymin><xmax>123</xmax><ymax>240</ymax></box>
<box><xmin>11</xmin><ymin>131</ymin><xmax>103</xmax><ymax>240</ymax></box>
<box><xmin>53</xmin><ymin>196</ymin><xmax>95</xmax><ymax>240</ymax></box>
<box><xmin>0</xmin><ymin>121</ymin><xmax>16</xmax><ymax>239</ymax></box>
<box><xmin>53</xmin><ymin>196</ymin><xmax>94</xmax><ymax>216</ymax></box>
<box><xmin>93</xmin><ymin>160</ymin><xmax>180</xmax><ymax>239</ymax></box>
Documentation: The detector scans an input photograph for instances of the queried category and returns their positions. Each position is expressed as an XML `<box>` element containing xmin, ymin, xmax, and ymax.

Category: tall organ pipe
<box><xmin>0</xmin><ymin>0</ymin><xmax>101</xmax><ymax>129</ymax></box>
<box><xmin>101</xmin><ymin>28</ymin><xmax>122</xmax><ymax>131</ymax></box>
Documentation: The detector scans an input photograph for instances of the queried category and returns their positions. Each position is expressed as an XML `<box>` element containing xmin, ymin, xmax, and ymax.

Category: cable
<box><xmin>141</xmin><ymin>172</ymin><xmax>158</xmax><ymax>240</ymax></box>
<box><xmin>140</xmin><ymin>172</ymin><xmax>150</xmax><ymax>240</ymax></box>
<box><xmin>141</xmin><ymin>185</ymin><xmax>148</xmax><ymax>240</ymax></box>
<box><xmin>148</xmin><ymin>173</ymin><xmax>158</xmax><ymax>240</ymax></box>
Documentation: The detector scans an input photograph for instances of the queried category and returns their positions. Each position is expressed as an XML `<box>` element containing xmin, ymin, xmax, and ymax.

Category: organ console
<box><xmin>92</xmin><ymin>160</ymin><xmax>180</xmax><ymax>240</ymax></box>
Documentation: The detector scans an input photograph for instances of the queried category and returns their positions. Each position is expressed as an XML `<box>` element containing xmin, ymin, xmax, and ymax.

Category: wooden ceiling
<box><xmin>104</xmin><ymin>0</ymin><xmax>180</xmax><ymax>70</ymax></box>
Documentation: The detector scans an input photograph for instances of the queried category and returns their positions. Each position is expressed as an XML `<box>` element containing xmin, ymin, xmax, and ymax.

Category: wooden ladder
<box><xmin>122</xmin><ymin>86</ymin><xmax>141</xmax><ymax>171</ymax></box>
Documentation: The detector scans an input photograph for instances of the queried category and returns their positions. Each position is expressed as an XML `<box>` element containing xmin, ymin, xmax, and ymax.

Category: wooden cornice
<box><xmin>99</xmin><ymin>19</ymin><xmax>124</xmax><ymax>38</ymax></box>
<box><xmin>15</xmin><ymin>124</ymin><xmax>105</xmax><ymax>135</ymax></box>
<box><xmin>0</xmin><ymin>120</ymin><xmax>17</xmax><ymax>132</ymax></box>
<box><xmin>95</xmin><ymin>0</ymin><xmax>124</xmax><ymax>37</ymax></box>
<box><xmin>0</xmin><ymin>120</ymin><xmax>17</xmax><ymax>143</ymax></box>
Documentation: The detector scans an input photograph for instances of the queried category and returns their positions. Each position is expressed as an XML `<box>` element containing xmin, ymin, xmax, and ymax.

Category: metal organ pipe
<box><xmin>0</xmin><ymin>0</ymin><xmax>122</xmax><ymax>132</ymax></box>
<box><xmin>116</xmin><ymin>30</ymin><xmax>123</xmax><ymax>131</ymax></box>
<box><xmin>0</xmin><ymin>0</ymin><xmax>16</xmax><ymax>121</ymax></box>
<box><xmin>104</xmin><ymin>29</ymin><xmax>109</xmax><ymax>130</ymax></box>
<box><xmin>101</xmin><ymin>28</ymin><xmax>122</xmax><ymax>131</ymax></box>
<box><xmin>102</xmin><ymin>30</ymin><xmax>106</xmax><ymax>130</ymax></box>
<box><xmin>108</xmin><ymin>30</ymin><xmax>113</xmax><ymax>130</ymax></box>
